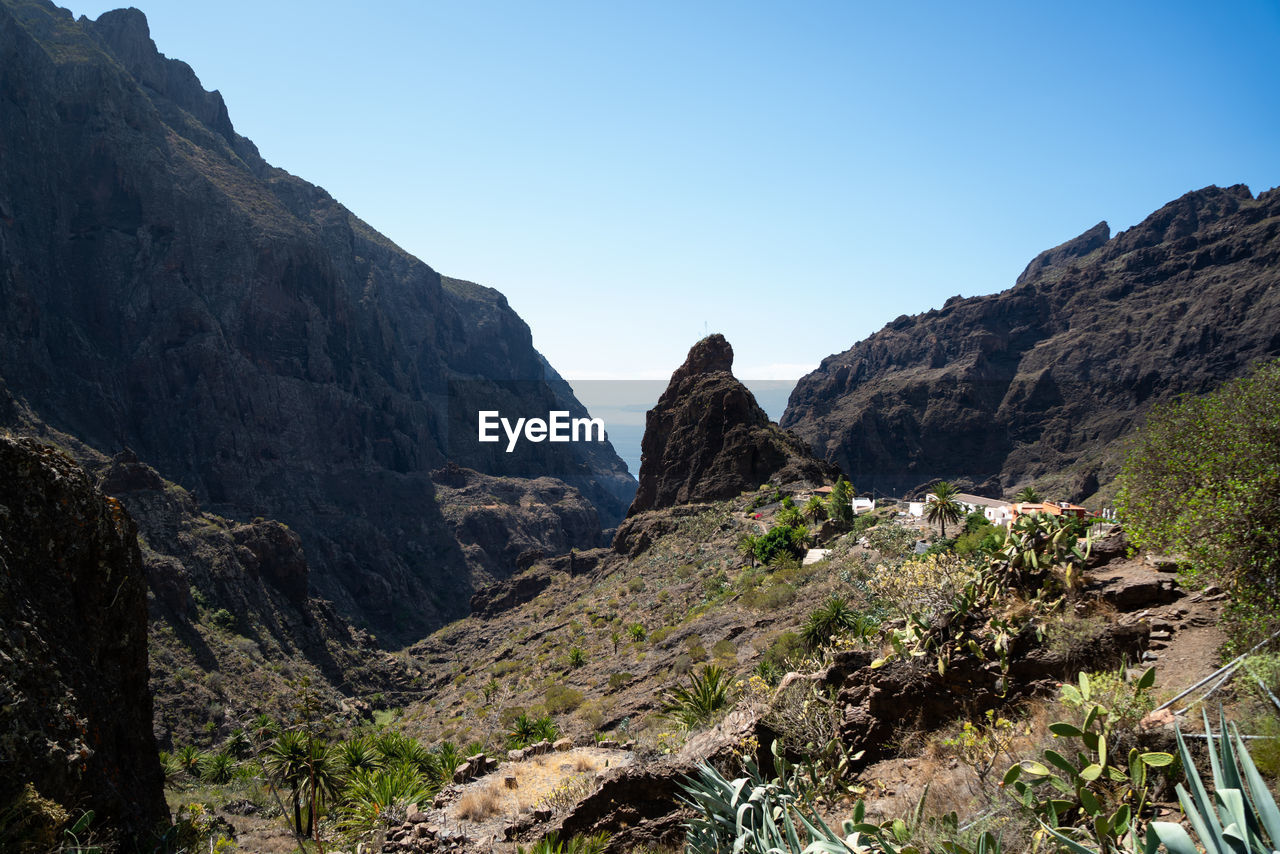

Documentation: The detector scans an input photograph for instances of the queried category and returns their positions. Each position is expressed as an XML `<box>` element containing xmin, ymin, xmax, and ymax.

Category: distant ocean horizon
<box><xmin>566</xmin><ymin>379</ymin><xmax>798</xmax><ymax>479</ymax></box>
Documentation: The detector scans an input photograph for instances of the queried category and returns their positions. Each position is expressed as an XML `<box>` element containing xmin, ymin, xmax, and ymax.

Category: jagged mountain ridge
<box><xmin>0</xmin><ymin>0</ymin><xmax>634</xmax><ymax>640</ymax></box>
<box><xmin>782</xmin><ymin>184</ymin><xmax>1280</xmax><ymax>500</ymax></box>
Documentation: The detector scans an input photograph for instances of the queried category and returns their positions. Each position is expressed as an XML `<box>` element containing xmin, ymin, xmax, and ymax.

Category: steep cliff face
<box><xmin>628</xmin><ymin>335</ymin><xmax>836</xmax><ymax>515</ymax></box>
<box><xmin>0</xmin><ymin>436</ymin><xmax>167</xmax><ymax>847</ymax></box>
<box><xmin>0</xmin><ymin>0</ymin><xmax>632</xmax><ymax>639</ymax></box>
<box><xmin>782</xmin><ymin>185</ymin><xmax>1280</xmax><ymax>500</ymax></box>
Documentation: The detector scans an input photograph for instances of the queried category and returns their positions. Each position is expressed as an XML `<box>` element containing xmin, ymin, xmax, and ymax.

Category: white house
<box><xmin>955</xmin><ymin>493</ymin><xmax>1014</xmax><ymax>525</ymax></box>
<box><xmin>851</xmin><ymin>497</ymin><xmax>875</xmax><ymax>515</ymax></box>
<box><xmin>908</xmin><ymin>492</ymin><xmax>1012</xmax><ymax>525</ymax></box>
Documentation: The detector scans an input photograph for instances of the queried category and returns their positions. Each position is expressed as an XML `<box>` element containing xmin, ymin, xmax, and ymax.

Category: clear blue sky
<box><xmin>65</xmin><ymin>0</ymin><xmax>1280</xmax><ymax>382</ymax></box>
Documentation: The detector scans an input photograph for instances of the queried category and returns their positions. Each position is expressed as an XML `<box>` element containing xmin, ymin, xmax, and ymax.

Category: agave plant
<box><xmin>679</xmin><ymin>751</ymin><xmax>999</xmax><ymax>854</ymax></box>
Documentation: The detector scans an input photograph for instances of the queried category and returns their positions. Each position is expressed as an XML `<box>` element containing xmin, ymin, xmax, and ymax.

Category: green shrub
<box><xmin>711</xmin><ymin>639</ymin><xmax>736</xmax><ymax>662</ymax></box>
<box><xmin>607</xmin><ymin>672</ymin><xmax>633</xmax><ymax>691</ymax></box>
<box><xmin>1116</xmin><ymin>358</ymin><xmax>1280</xmax><ymax>646</ymax></box>
<box><xmin>740</xmin><ymin>581</ymin><xmax>796</xmax><ymax>611</ymax></box>
<box><xmin>760</xmin><ymin>632</ymin><xmax>805</xmax><ymax>671</ymax></box>
<box><xmin>864</xmin><ymin>523</ymin><xmax>918</xmax><ymax>557</ymax></box>
<box><xmin>208</xmin><ymin>608</ymin><xmax>237</xmax><ymax>631</ymax></box>
<box><xmin>545</xmin><ymin>684</ymin><xmax>584</xmax><ymax>715</ymax></box>
<box><xmin>685</xmin><ymin>635</ymin><xmax>708</xmax><ymax>662</ymax></box>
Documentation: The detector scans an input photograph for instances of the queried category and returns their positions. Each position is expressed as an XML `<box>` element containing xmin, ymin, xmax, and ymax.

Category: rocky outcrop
<box><xmin>782</xmin><ymin>185</ymin><xmax>1280</xmax><ymax>501</ymax></box>
<box><xmin>0</xmin><ymin>0</ymin><xmax>633</xmax><ymax>642</ymax></box>
<box><xmin>628</xmin><ymin>336</ymin><xmax>836</xmax><ymax>515</ymax></box>
<box><xmin>833</xmin><ymin>620</ymin><xmax>1148</xmax><ymax>764</ymax></box>
<box><xmin>0</xmin><ymin>436</ymin><xmax>167</xmax><ymax>847</ymax></box>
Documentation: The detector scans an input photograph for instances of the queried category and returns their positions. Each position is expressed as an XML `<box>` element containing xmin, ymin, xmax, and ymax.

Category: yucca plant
<box><xmin>801</xmin><ymin>595</ymin><xmax>867</xmax><ymax>650</ymax></box>
<box><xmin>661</xmin><ymin>664</ymin><xmax>734</xmax><ymax>729</ymax></box>
<box><xmin>174</xmin><ymin>745</ymin><xmax>204</xmax><ymax>778</ymax></box>
<box><xmin>157</xmin><ymin>751</ymin><xmax>184</xmax><ymax>786</ymax></box>
<box><xmin>340</xmin><ymin>764</ymin><xmax>432</xmax><ymax>833</ymax></box>
<box><xmin>336</xmin><ymin>736</ymin><xmax>382</xmax><ymax>775</ymax></box>
<box><xmin>198</xmin><ymin>750</ymin><xmax>238</xmax><ymax>785</ymax></box>
<box><xmin>434</xmin><ymin>741</ymin><xmax>463</xmax><ymax>781</ymax></box>
<box><xmin>532</xmin><ymin>715</ymin><xmax>559</xmax><ymax>743</ymax></box>
<box><xmin>373</xmin><ymin>731</ymin><xmax>439</xmax><ymax>778</ymax></box>
<box><xmin>507</xmin><ymin>713</ymin><xmax>539</xmax><ymax>749</ymax></box>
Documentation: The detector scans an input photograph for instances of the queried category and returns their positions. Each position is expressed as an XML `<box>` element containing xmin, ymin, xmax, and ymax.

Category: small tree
<box><xmin>924</xmin><ymin>480</ymin><xmax>964</xmax><ymax>538</ymax></box>
<box><xmin>827</xmin><ymin>477</ymin><xmax>854</xmax><ymax>526</ymax></box>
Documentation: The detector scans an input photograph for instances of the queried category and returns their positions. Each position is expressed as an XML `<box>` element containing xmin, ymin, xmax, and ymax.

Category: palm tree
<box><xmin>1015</xmin><ymin>486</ymin><xmax>1041</xmax><ymax>504</ymax></box>
<box><xmin>264</xmin><ymin>730</ymin><xmax>341</xmax><ymax>838</ymax></box>
<box><xmin>925</xmin><ymin>480</ymin><xmax>964</xmax><ymax>538</ymax></box>
<box><xmin>264</xmin><ymin>730</ymin><xmax>309</xmax><ymax>835</ymax></box>
<box><xmin>736</xmin><ymin>533</ymin><xmax>761</xmax><ymax>567</ymax></box>
<box><xmin>803</xmin><ymin>495</ymin><xmax>827</xmax><ymax>527</ymax></box>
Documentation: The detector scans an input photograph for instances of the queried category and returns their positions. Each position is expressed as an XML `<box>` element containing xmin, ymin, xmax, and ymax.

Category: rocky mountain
<box><xmin>0</xmin><ymin>436</ymin><xmax>167</xmax><ymax>849</ymax></box>
<box><xmin>782</xmin><ymin>184</ymin><xmax>1280</xmax><ymax>501</ymax></box>
<box><xmin>0</xmin><ymin>0</ymin><xmax>634</xmax><ymax>641</ymax></box>
<box><xmin>628</xmin><ymin>335</ymin><xmax>836</xmax><ymax>515</ymax></box>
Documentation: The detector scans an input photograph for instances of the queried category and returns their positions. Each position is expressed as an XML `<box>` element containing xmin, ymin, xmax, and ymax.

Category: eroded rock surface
<box><xmin>629</xmin><ymin>335</ymin><xmax>836</xmax><ymax>515</ymax></box>
<box><xmin>0</xmin><ymin>437</ymin><xmax>167</xmax><ymax>846</ymax></box>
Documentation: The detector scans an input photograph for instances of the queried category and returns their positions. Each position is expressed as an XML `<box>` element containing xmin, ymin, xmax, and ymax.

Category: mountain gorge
<box><xmin>0</xmin><ymin>0</ymin><xmax>634</xmax><ymax>643</ymax></box>
<box><xmin>782</xmin><ymin>184</ymin><xmax>1280</xmax><ymax>501</ymax></box>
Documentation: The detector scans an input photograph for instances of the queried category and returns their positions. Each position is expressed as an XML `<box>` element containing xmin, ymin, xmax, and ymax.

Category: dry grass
<box><xmin>445</xmin><ymin>748</ymin><xmax>622</xmax><ymax>824</ymax></box>
<box><xmin>456</xmin><ymin>783</ymin><xmax>504</xmax><ymax>821</ymax></box>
